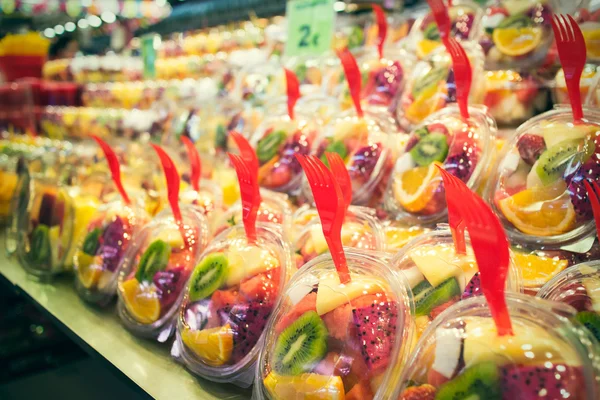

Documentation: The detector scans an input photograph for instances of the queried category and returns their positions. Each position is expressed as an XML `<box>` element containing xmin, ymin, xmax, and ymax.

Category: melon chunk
<box><xmin>225</xmin><ymin>245</ymin><xmax>279</xmax><ymax>287</ymax></box>
<box><xmin>409</xmin><ymin>244</ymin><xmax>475</xmax><ymax>288</ymax></box>
<box><xmin>541</xmin><ymin>121</ymin><xmax>595</xmax><ymax>148</ymax></box>
<box><xmin>316</xmin><ymin>274</ymin><xmax>388</xmax><ymax>315</ymax></box>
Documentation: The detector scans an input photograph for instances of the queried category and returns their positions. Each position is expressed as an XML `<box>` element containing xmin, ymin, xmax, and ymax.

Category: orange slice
<box><xmin>263</xmin><ymin>372</ymin><xmax>345</xmax><ymax>400</ymax></box>
<box><xmin>497</xmin><ymin>182</ymin><xmax>576</xmax><ymax>237</ymax></box>
<box><xmin>76</xmin><ymin>251</ymin><xmax>102</xmax><ymax>289</ymax></box>
<box><xmin>120</xmin><ymin>279</ymin><xmax>161</xmax><ymax>324</ymax></box>
<box><xmin>405</xmin><ymin>84</ymin><xmax>447</xmax><ymax>124</ymax></box>
<box><xmin>513</xmin><ymin>252</ymin><xmax>569</xmax><ymax>288</ymax></box>
<box><xmin>181</xmin><ymin>325</ymin><xmax>233</xmax><ymax>366</ymax></box>
<box><xmin>416</xmin><ymin>39</ymin><xmax>442</xmax><ymax>59</ymax></box>
<box><xmin>393</xmin><ymin>162</ymin><xmax>443</xmax><ymax>213</ymax></box>
<box><xmin>492</xmin><ymin>27</ymin><xmax>543</xmax><ymax>57</ymax></box>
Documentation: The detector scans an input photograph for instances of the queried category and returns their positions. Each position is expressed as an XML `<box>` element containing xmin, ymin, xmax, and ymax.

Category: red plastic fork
<box><xmin>326</xmin><ymin>152</ymin><xmax>352</xmax><ymax>213</ymax></box>
<box><xmin>337</xmin><ymin>48</ymin><xmax>364</xmax><ymax>118</ymax></box>
<box><xmin>444</xmin><ymin>37</ymin><xmax>472</xmax><ymax>119</ymax></box>
<box><xmin>440</xmin><ymin>168</ymin><xmax>513</xmax><ymax>336</ymax></box>
<box><xmin>427</xmin><ymin>0</ymin><xmax>452</xmax><ymax>42</ymax></box>
<box><xmin>552</xmin><ymin>14</ymin><xmax>587</xmax><ymax>123</ymax></box>
<box><xmin>181</xmin><ymin>136</ymin><xmax>201</xmax><ymax>192</ymax></box>
<box><xmin>297</xmin><ymin>154</ymin><xmax>350</xmax><ymax>284</ymax></box>
<box><xmin>230</xmin><ymin>130</ymin><xmax>259</xmax><ymax>182</ymax></box>
<box><xmin>372</xmin><ymin>4</ymin><xmax>388</xmax><ymax>60</ymax></box>
<box><xmin>91</xmin><ymin>135</ymin><xmax>131</xmax><ymax>205</ymax></box>
<box><xmin>436</xmin><ymin>165</ymin><xmax>466</xmax><ymax>254</ymax></box>
<box><xmin>284</xmin><ymin>68</ymin><xmax>300</xmax><ymax>120</ymax></box>
<box><xmin>228</xmin><ymin>153</ymin><xmax>261</xmax><ymax>243</ymax></box>
<box><xmin>584</xmin><ymin>180</ymin><xmax>600</xmax><ymax>240</ymax></box>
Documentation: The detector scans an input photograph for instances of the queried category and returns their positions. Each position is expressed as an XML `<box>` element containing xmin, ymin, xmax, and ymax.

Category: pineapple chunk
<box><xmin>309</xmin><ymin>224</ymin><xmax>329</xmax><ymax>255</ymax></box>
<box><xmin>583</xmin><ymin>277</ymin><xmax>600</xmax><ymax>313</ymax></box>
<box><xmin>541</xmin><ymin>121</ymin><xmax>596</xmax><ymax>148</ymax></box>
<box><xmin>225</xmin><ymin>245</ymin><xmax>279</xmax><ymax>287</ymax></box>
<box><xmin>316</xmin><ymin>273</ymin><xmax>388</xmax><ymax>315</ymax></box>
<box><xmin>409</xmin><ymin>244</ymin><xmax>474</xmax><ymax>288</ymax></box>
<box><xmin>333</xmin><ymin>118</ymin><xmax>368</xmax><ymax>141</ymax></box>
<box><xmin>153</xmin><ymin>227</ymin><xmax>185</xmax><ymax>250</ymax></box>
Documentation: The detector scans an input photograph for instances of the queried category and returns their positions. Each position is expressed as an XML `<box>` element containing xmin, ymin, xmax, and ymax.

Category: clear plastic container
<box><xmin>381</xmin><ymin>220</ymin><xmax>431</xmax><ymax>253</ymax></box>
<box><xmin>0</xmin><ymin>155</ymin><xmax>20</xmax><ymax>224</ymax></box>
<box><xmin>553</xmin><ymin>65</ymin><xmax>599</xmax><ymax>107</ymax></box>
<box><xmin>303</xmin><ymin>107</ymin><xmax>399</xmax><ymax>208</ymax></box>
<box><xmin>179</xmin><ymin>180</ymin><xmax>224</xmax><ymax>230</ymax></box>
<box><xmin>480</xmin><ymin>0</ymin><xmax>557</xmax><ymax>70</ymax></box>
<box><xmin>253</xmin><ymin>249</ymin><xmax>415</xmax><ymax>400</ymax></box>
<box><xmin>487</xmin><ymin>106</ymin><xmax>600</xmax><ymax>247</ymax></box>
<box><xmin>116</xmin><ymin>206</ymin><xmax>209</xmax><ymax>339</ymax></box>
<box><xmin>396</xmin><ymin>41</ymin><xmax>485</xmax><ymax>131</ymax></box>
<box><xmin>74</xmin><ymin>200</ymin><xmax>149</xmax><ymax>306</ymax></box>
<box><xmin>394</xmin><ymin>293</ymin><xmax>600</xmax><ymax>400</ymax></box>
<box><xmin>175</xmin><ymin>223</ymin><xmax>292</xmax><ymax>387</ymax></box>
<box><xmin>588</xmin><ymin>72</ymin><xmax>600</xmax><ymax>108</ymax></box>
<box><xmin>234</xmin><ymin>62</ymin><xmax>286</xmax><ymax>106</ymax></box>
<box><xmin>384</xmin><ymin>105</ymin><xmax>496</xmax><ymax>225</ymax></box>
<box><xmin>391</xmin><ymin>229</ymin><xmax>522</xmax><ymax>339</ymax></box>
<box><xmin>293</xmin><ymin>205</ymin><xmax>384</xmax><ymax>269</ymax></box>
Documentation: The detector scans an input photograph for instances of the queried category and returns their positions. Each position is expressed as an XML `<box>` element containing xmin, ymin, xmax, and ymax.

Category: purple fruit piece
<box><xmin>279</xmin><ymin>133</ymin><xmax>311</xmax><ymax>174</ymax></box>
<box><xmin>444</xmin><ymin>133</ymin><xmax>479</xmax><ymax>182</ymax></box>
<box><xmin>479</xmin><ymin>36</ymin><xmax>494</xmax><ymax>55</ymax></box>
<box><xmin>38</xmin><ymin>193</ymin><xmax>57</xmax><ymax>227</ymax></box>
<box><xmin>445</xmin><ymin>69</ymin><xmax>457</xmax><ymax>104</ymax></box>
<box><xmin>427</xmin><ymin>123</ymin><xmax>450</xmax><ymax>137</ymax></box>
<box><xmin>154</xmin><ymin>266</ymin><xmax>186</xmax><ymax>310</ymax></box>
<box><xmin>371</xmin><ymin>61</ymin><xmax>404</xmax><ymax>104</ymax></box>
<box><xmin>351</xmin><ymin>299</ymin><xmax>398</xmax><ymax>373</ymax></box>
<box><xmin>526</xmin><ymin>4</ymin><xmax>553</xmax><ymax>27</ymax></box>
<box><xmin>220</xmin><ymin>301</ymin><xmax>273</xmax><ymax>364</ymax></box>
<box><xmin>516</xmin><ymin>134</ymin><xmax>546</xmax><ymax>166</ymax></box>
<box><xmin>559</xmin><ymin>281</ymin><xmax>594</xmax><ymax>312</ymax></box>
<box><xmin>462</xmin><ymin>273</ymin><xmax>481</xmax><ymax>300</ymax></box>
<box><xmin>99</xmin><ymin>216</ymin><xmax>126</xmax><ymax>272</ymax></box>
<box><xmin>348</xmin><ymin>144</ymin><xmax>382</xmax><ymax>181</ymax></box>
<box><xmin>185</xmin><ymin>299</ymin><xmax>213</xmax><ymax>330</ymax></box>
<box><xmin>500</xmin><ymin>364</ymin><xmax>584</xmax><ymax>400</ymax></box>
<box><xmin>567</xmin><ymin>160</ymin><xmax>600</xmax><ymax>220</ymax></box>
<box><xmin>453</xmin><ymin>12</ymin><xmax>475</xmax><ymax>40</ymax></box>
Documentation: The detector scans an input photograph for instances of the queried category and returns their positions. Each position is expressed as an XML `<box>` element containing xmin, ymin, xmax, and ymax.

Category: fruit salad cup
<box><xmin>554</xmin><ymin>65</ymin><xmax>599</xmax><ymax>107</ymax></box>
<box><xmin>117</xmin><ymin>206</ymin><xmax>209</xmax><ymax>338</ymax></box>
<box><xmin>395</xmin><ymin>293</ymin><xmax>600</xmax><ymax>400</ymax></box>
<box><xmin>235</xmin><ymin>62</ymin><xmax>286</xmax><ymax>106</ymax></box>
<box><xmin>74</xmin><ymin>200</ymin><xmax>149</xmax><ymax>306</ymax></box>
<box><xmin>0</xmin><ymin>155</ymin><xmax>21</xmax><ymax>224</ymax></box>
<box><xmin>396</xmin><ymin>42</ymin><xmax>485</xmax><ymax>130</ymax></box>
<box><xmin>305</xmin><ymin>108</ymin><xmax>398</xmax><ymax>208</ymax></box>
<box><xmin>179</xmin><ymin>181</ymin><xmax>224</xmax><ymax>231</ymax></box>
<box><xmin>176</xmin><ymin>224</ymin><xmax>292</xmax><ymax>386</ymax></box>
<box><xmin>489</xmin><ymin>106</ymin><xmax>600</xmax><ymax>246</ymax></box>
<box><xmin>480</xmin><ymin>0</ymin><xmax>555</xmax><ymax>70</ymax></box>
<box><xmin>391</xmin><ymin>229</ymin><xmax>522</xmax><ymax>339</ymax></box>
<box><xmin>254</xmin><ymin>249</ymin><xmax>415</xmax><ymax>400</ymax></box>
<box><xmin>538</xmin><ymin>260</ymin><xmax>600</xmax><ymax>344</ymax></box>
<box><xmin>293</xmin><ymin>205</ymin><xmax>384</xmax><ymax>269</ymax></box>
<box><xmin>385</xmin><ymin>105</ymin><xmax>496</xmax><ymax>225</ymax></box>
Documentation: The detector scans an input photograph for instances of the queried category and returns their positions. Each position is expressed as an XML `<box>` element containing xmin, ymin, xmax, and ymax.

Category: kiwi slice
<box><xmin>423</xmin><ymin>22</ymin><xmax>440</xmax><ymax>41</ymax></box>
<box><xmin>320</xmin><ymin>140</ymin><xmax>348</xmax><ymax>167</ymax></box>
<box><xmin>412</xmin><ymin>66</ymin><xmax>448</xmax><ymax>99</ymax></box>
<box><xmin>535</xmin><ymin>139</ymin><xmax>589</xmax><ymax>186</ymax></box>
<box><xmin>273</xmin><ymin>311</ymin><xmax>328</xmax><ymax>375</ymax></box>
<box><xmin>257</xmin><ymin>130</ymin><xmax>287</xmax><ymax>163</ymax></box>
<box><xmin>410</xmin><ymin>133</ymin><xmax>449</xmax><ymax>167</ymax></box>
<box><xmin>497</xmin><ymin>13</ymin><xmax>532</xmax><ymax>30</ymax></box>
<box><xmin>135</xmin><ymin>239</ymin><xmax>171</xmax><ymax>282</ymax></box>
<box><xmin>414</xmin><ymin>277</ymin><xmax>460</xmax><ymax>317</ymax></box>
<box><xmin>215</xmin><ymin>125</ymin><xmax>227</xmax><ymax>150</ymax></box>
<box><xmin>189</xmin><ymin>252</ymin><xmax>228</xmax><ymax>301</ymax></box>
<box><xmin>82</xmin><ymin>228</ymin><xmax>103</xmax><ymax>256</ymax></box>
<box><xmin>436</xmin><ymin>361</ymin><xmax>501</xmax><ymax>400</ymax></box>
<box><xmin>574</xmin><ymin>311</ymin><xmax>600</xmax><ymax>342</ymax></box>
<box><xmin>28</xmin><ymin>224</ymin><xmax>51</xmax><ymax>266</ymax></box>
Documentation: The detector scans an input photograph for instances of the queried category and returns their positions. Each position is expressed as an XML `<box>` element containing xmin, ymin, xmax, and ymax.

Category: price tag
<box><xmin>285</xmin><ymin>0</ymin><xmax>336</xmax><ymax>57</ymax></box>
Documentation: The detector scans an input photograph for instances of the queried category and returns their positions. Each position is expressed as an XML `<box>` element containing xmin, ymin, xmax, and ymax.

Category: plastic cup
<box><xmin>254</xmin><ymin>249</ymin><xmax>415</xmax><ymax>400</ymax></box>
<box><xmin>384</xmin><ymin>105</ymin><xmax>496</xmax><ymax>225</ymax></box>
<box><xmin>175</xmin><ymin>223</ymin><xmax>292</xmax><ymax>387</ymax></box>
<box><xmin>487</xmin><ymin>106</ymin><xmax>600</xmax><ymax>247</ymax></box>
<box><xmin>394</xmin><ymin>293</ymin><xmax>600</xmax><ymax>400</ymax></box>
<box><xmin>116</xmin><ymin>206</ymin><xmax>210</xmax><ymax>339</ymax></box>
<box><xmin>553</xmin><ymin>65</ymin><xmax>598</xmax><ymax>108</ymax></box>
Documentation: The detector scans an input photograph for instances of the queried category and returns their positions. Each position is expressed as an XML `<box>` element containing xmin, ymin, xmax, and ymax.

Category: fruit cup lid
<box><xmin>175</xmin><ymin>223</ymin><xmax>292</xmax><ymax>386</ymax></box>
<box><xmin>394</xmin><ymin>292</ymin><xmax>600</xmax><ymax>400</ymax></box>
<box><xmin>254</xmin><ymin>248</ymin><xmax>415</xmax><ymax>400</ymax></box>
<box><xmin>116</xmin><ymin>205</ymin><xmax>209</xmax><ymax>338</ymax></box>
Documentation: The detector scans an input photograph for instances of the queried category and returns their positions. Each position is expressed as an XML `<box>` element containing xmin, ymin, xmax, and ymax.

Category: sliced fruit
<box><xmin>541</xmin><ymin>121</ymin><xmax>597</xmax><ymax>148</ymax></box>
<box><xmin>384</xmin><ymin>226</ymin><xmax>427</xmax><ymax>251</ymax></box>
<box><xmin>316</xmin><ymin>275</ymin><xmax>388</xmax><ymax>315</ymax></box>
<box><xmin>432</xmin><ymin>327</ymin><xmax>463</xmax><ymax>378</ymax></box>
<box><xmin>512</xmin><ymin>252</ymin><xmax>568</xmax><ymax>288</ymax></box>
<box><xmin>416</xmin><ymin>39</ymin><xmax>442</xmax><ymax>59</ymax></box>
<box><xmin>135</xmin><ymin>240</ymin><xmax>171</xmax><ymax>282</ymax></box>
<box><xmin>413</xmin><ymin>278</ymin><xmax>461</xmax><ymax>317</ymax></box>
<box><xmin>411</xmin><ymin>66</ymin><xmax>448</xmax><ymax>100</ymax></box>
<box><xmin>393</xmin><ymin>162</ymin><xmax>443</xmax><ymax>213</ymax></box>
<box><xmin>225</xmin><ymin>245</ymin><xmax>279</xmax><ymax>287</ymax></box>
<box><xmin>582</xmin><ymin>26</ymin><xmax>600</xmax><ymax>59</ymax></box>
<box><xmin>82</xmin><ymin>227</ymin><xmax>103</xmax><ymax>256</ymax></box>
<box><xmin>275</xmin><ymin>293</ymin><xmax>318</xmax><ymax>333</ymax></box>
<box><xmin>76</xmin><ymin>251</ymin><xmax>102</xmax><ymax>289</ymax></box>
<box><xmin>410</xmin><ymin>133</ymin><xmax>449</xmax><ymax>167</ymax></box>
<box><xmin>574</xmin><ymin>311</ymin><xmax>600</xmax><ymax>342</ymax></box>
<box><xmin>492</xmin><ymin>27</ymin><xmax>542</xmax><ymax>57</ymax></box>
<box><xmin>181</xmin><ymin>324</ymin><xmax>233</xmax><ymax>366</ymax></box>
<box><xmin>497</xmin><ymin>181</ymin><xmax>576</xmax><ymax>236</ymax></box>
<box><xmin>28</xmin><ymin>224</ymin><xmax>52</xmax><ymax>265</ymax></box>
<box><xmin>189</xmin><ymin>252</ymin><xmax>228</xmax><ymax>301</ymax></box>
<box><xmin>405</xmin><ymin>84</ymin><xmax>446</xmax><ymax>124</ymax></box>
<box><xmin>154</xmin><ymin>227</ymin><xmax>185</xmax><ymax>249</ymax></box>
<box><xmin>535</xmin><ymin>139</ymin><xmax>592</xmax><ymax>186</ymax></box>
<box><xmin>308</xmin><ymin>224</ymin><xmax>329</xmax><ymax>255</ymax></box>
<box><xmin>120</xmin><ymin>278</ymin><xmax>160</xmax><ymax>324</ymax></box>
<box><xmin>257</xmin><ymin>130</ymin><xmax>288</xmax><ymax>163</ymax></box>
<box><xmin>583</xmin><ymin>277</ymin><xmax>600</xmax><ymax>313</ymax></box>
<box><xmin>408</xmin><ymin>244</ymin><xmax>474</xmax><ymax>287</ymax></box>
<box><xmin>436</xmin><ymin>362</ymin><xmax>501</xmax><ymax>400</ymax></box>
<box><xmin>263</xmin><ymin>372</ymin><xmax>345</xmax><ymax>400</ymax></box>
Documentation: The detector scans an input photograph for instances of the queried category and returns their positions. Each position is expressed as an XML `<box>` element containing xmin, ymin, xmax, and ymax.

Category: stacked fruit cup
<box><xmin>553</xmin><ymin>65</ymin><xmax>599</xmax><ymax>107</ymax></box>
<box><xmin>384</xmin><ymin>105</ymin><xmax>495</xmax><ymax>225</ymax></box>
<box><xmin>175</xmin><ymin>224</ymin><xmax>292</xmax><ymax>386</ymax></box>
<box><xmin>391</xmin><ymin>229</ymin><xmax>522</xmax><ymax>340</ymax></box>
<box><xmin>254</xmin><ymin>249</ymin><xmax>416</xmax><ymax>400</ymax></box>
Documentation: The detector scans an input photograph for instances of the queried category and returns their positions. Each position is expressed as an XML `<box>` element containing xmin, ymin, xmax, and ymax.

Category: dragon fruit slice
<box><xmin>351</xmin><ymin>297</ymin><xmax>398</xmax><ymax>373</ymax></box>
<box><xmin>99</xmin><ymin>216</ymin><xmax>126</xmax><ymax>272</ymax></box>
<box><xmin>154</xmin><ymin>266</ymin><xmax>186</xmax><ymax>310</ymax></box>
<box><xmin>567</xmin><ymin>160</ymin><xmax>600</xmax><ymax>220</ymax></box>
<box><xmin>462</xmin><ymin>273</ymin><xmax>481</xmax><ymax>300</ymax></box>
<box><xmin>220</xmin><ymin>301</ymin><xmax>273</xmax><ymax>363</ymax></box>
<box><xmin>500</xmin><ymin>364</ymin><xmax>584</xmax><ymax>400</ymax></box>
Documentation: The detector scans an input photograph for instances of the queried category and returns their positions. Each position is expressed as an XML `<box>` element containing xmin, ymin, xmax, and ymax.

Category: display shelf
<box><xmin>0</xmin><ymin>245</ymin><xmax>251</xmax><ymax>400</ymax></box>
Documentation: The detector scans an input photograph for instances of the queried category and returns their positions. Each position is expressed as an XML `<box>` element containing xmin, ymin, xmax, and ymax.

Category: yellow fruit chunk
<box><xmin>513</xmin><ymin>252</ymin><xmax>568</xmax><ymax>288</ymax></box>
<box><xmin>225</xmin><ymin>245</ymin><xmax>279</xmax><ymax>287</ymax></box>
<box><xmin>497</xmin><ymin>182</ymin><xmax>576</xmax><ymax>237</ymax></box>
<box><xmin>582</xmin><ymin>27</ymin><xmax>600</xmax><ymax>59</ymax></box>
<box><xmin>181</xmin><ymin>325</ymin><xmax>233</xmax><ymax>366</ymax></box>
<box><xmin>492</xmin><ymin>27</ymin><xmax>542</xmax><ymax>57</ymax></box>
<box><xmin>405</xmin><ymin>84</ymin><xmax>446</xmax><ymax>124</ymax></box>
<box><xmin>393</xmin><ymin>162</ymin><xmax>443</xmax><ymax>213</ymax></box>
<box><xmin>264</xmin><ymin>372</ymin><xmax>346</xmax><ymax>400</ymax></box>
<box><xmin>384</xmin><ymin>225</ymin><xmax>427</xmax><ymax>251</ymax></box>
<box><xmin>76</xmin><ymin>251</ymin><xmax>102</xmax><ymax>289</ymax></box>
<box><xmin>416</xmin><ymin>39</ymin><xmax>442</xmax><ymax>59</ymax></box>
<box><xmin>316</xmin><ymin>274</ymin><xmax>388</xmax><ymax>315</ymax></box>
<box><xmin>120</xmin><ymin>279</ymin><xmax>160</xmax><ymax>324</ymax></box>
<box><xmin>409</xmin><ymin>244</ymin><xmax>477</xmax><ymax>288</ymax></box>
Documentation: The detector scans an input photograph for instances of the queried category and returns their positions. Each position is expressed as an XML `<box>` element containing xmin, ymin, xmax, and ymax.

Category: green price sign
<box><xmin>285</xmin><ymin>0</ymin><xmax>336</xmax><ymax>57</ymax></box>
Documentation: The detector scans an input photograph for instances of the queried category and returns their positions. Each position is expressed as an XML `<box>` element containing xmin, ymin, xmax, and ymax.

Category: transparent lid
<box><xmin>394</xmin><ymin>293</ymin><xmax>600</xmax><ymax>400</ymax></box>
<box><xmin>381</xmin><ymin>220</ymin><xmax>431</xmax><ymax>253</ymax></box>
<box><xmin>176</xmin><ymin>224</ymin><xmax>292</xmax><ymax>385</ymax></box>
<box><xmin>254</xmin><ymin>249</ymin><xmax>415</xmax><ymax>400</ymax></box>
<box><xmin>385</xmin><ymin>105</ymin><xmax>496</xmax><ymax>224</ymax></box>
<box><xmin>487</xmin><ymin>106</ymin><xmax>600</xmax><ymax>246</ymax></box>
<box><xmin>116</xmin><ymin>206</ymin><xmax>209</xmax><ymax>337</ymax></box>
